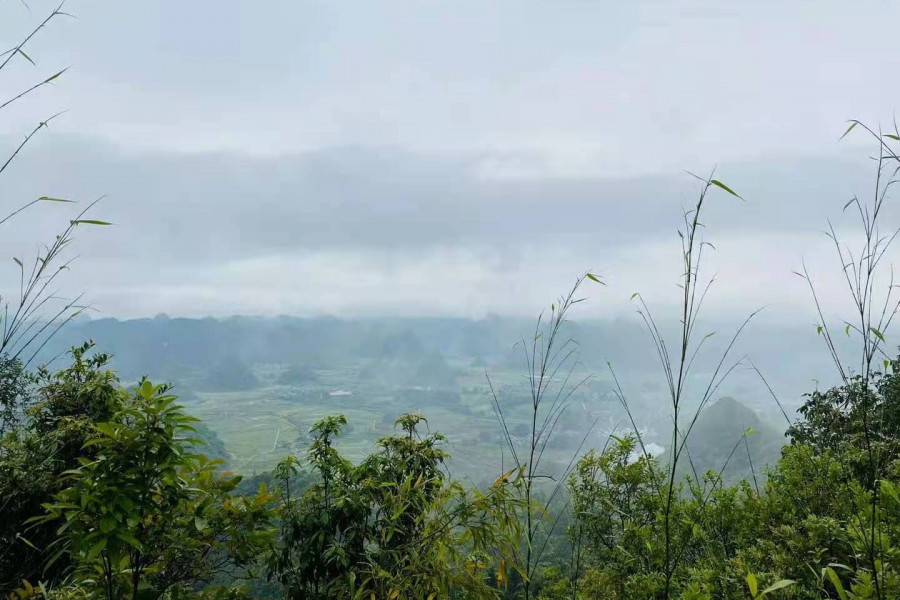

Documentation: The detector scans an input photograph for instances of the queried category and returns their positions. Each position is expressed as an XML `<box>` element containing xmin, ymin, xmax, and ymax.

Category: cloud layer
<box><xmin>0</xmin><ymin>0</ymin><xmax>898</xmax><ymax>319</ymax></box>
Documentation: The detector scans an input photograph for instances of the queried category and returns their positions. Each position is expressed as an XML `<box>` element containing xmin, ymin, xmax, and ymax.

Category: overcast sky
<box><xmin>1</xmin><ymin>0</ymin><xmax>899</xmax><ymax>322</ymax></box>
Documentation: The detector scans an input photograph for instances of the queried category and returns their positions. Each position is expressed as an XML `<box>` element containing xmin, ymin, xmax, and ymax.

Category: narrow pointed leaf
<box><xmin>710</xmin><ymin>179</ymin><xmax>744</xmax><ymax>200</ymax></box>
<box><xmin>17</xmin><ymin>49</ymin><xmax>35</xmax><ymax>66</ymax></box>
<box><xmin>760</xmin><ymin>580</ymin><xmax>795</xmax><ymax>596</ymax></box>
<box><xmin>838</xmin><ymin>121</ymin><xmax>858</xmax><ymax>141</ymax></box>
<box><xmin>70</xmin><ymin>219</ymin><xmax>112</xmax><ymax>226</ymax></box>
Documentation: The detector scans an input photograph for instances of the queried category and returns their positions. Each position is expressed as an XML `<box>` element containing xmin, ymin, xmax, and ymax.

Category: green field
<box><xmin>181</xmin><ymin>360</ymin><xmax>608</xmax><ymax>484</ymax></box>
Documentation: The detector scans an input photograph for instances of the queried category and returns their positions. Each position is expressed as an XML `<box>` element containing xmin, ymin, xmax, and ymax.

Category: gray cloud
<box><xmin>0</xmin><ymin>0</ymin><xmax>898</xmax><ymax>319</ymax></box>
<box><xmin>0</xmin><ymin>133</ymin><xmax>886</xmax><ymax>320</ymax></box>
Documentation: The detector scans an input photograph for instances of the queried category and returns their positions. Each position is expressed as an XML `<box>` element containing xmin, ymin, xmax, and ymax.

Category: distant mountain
<box><xmin>412</xmin><ymin>352</ymin><xmax>457</xmax><ymax>388</ymax></box>
<box><xmin>278</xmin><ymin>364</ymin><xmax>317</xmax><ymax>385</ymax></box>
<box><xmin>206</xmin><ymin>356</ymin><xmax>258</xmax><ymax>392</ymax></box>
<box><xmin>673</xmin><ymin>397</ymin><xmax>784</xmax><ymax>484</ymax></box>
<box><xmin>30</xmin><ymin>315</ymin><xmax>837</xmax><ymax>420</ymax></box>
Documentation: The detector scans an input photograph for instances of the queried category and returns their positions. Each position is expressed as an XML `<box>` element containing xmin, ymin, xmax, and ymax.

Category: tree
<box><xmin>0</xmin><ymin>342</ymin><xmax>122</xmax><ymax>592</ymax></box>
<box><xmin>33</xmin><ymin>380</ymin><xmax>276</xmax><ymax>600</ymax></box>
<box><xmin>206</xmin><ymin>357</ymin><xmax>258</xmax><ymax>392</ymax></box>
<box><xmin>278</xmin><ymin>364</ymin><xmax>316</xmax><ymax>386</ymax></box>
<box><xmin>267</xmin><ymin>413</ymin><xmax>524</xmax><ymax>600</ymax></box>
<box><xmin>788</xmin><ymin>361</ymin><xmax>900</xmax><ymax>478</ymax></box>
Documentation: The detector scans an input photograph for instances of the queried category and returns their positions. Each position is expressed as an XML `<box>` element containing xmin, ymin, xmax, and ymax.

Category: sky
<box><xmin>1</xmin><ymin>0</ymin><xmax>900</xmax><ymax>323</ymax></box>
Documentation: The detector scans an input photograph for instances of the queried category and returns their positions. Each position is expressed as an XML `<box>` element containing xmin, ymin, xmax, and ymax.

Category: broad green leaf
<box><xmin>116</xmin><ymin>532</ymin><xmax>142</xmax><ymax>550</ymax></box>
<box><xmin>87</xmin><ymin>538</ymin><xmax>107</xmax><ymax>559</ymax></box>
<box><xmin>746</xmin><ymin>572</ymin><xmax>758</xmax><ymax>597</ymax></box>
<box><xmin>881</xmin><ymin>480</ymin><xmax>900</xmax><ymax>505</ymax></box>
<box><xmin>194</xmin><ymin>516</ymin><xmax>208</xmax><ymax>531</ymax></box>
<box><xmin>95</xmin><ymin>422</ymin><xmax>116</xmax><ymax>437</ymax></box>
<box><xmin>825</xmin><ymin>568</ymin><xmax>849</xmax><ymax>600</ymax></box>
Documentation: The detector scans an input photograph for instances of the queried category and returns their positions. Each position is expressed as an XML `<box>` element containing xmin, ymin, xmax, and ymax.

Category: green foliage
<box><xmin>31</xmin><ymin>378</ymin><xmax>276</xmax><ymax>600</ymax></box>
<box><xmin>0</xmin><ymin>356</ymin><xmax>33</xmax><ymax>436</ymax></box>
<box><xmin>267</xmin><ymin>413</ymin><xmax>524</xmax><ymax>600</ymax></box>
<box><xmin>0</xmin><ymin>343</ymin><xmax>123</xmax><ymax>592</ymax></box>
<box><xmin>554</xmin><ymin>357</ymin><xmax>900</xmax><ymax>600</ymax></box>
<box><xmin>787</xmin><ymin>362</ymin><xmax>900</xmax><ymax>479</ymax></box>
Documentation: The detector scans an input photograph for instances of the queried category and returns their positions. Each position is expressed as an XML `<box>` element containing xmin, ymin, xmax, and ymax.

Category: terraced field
<box><xmin>180</xmin><ymin>360</ymin><xmax>610</xmax><ymax>484</ymax></box>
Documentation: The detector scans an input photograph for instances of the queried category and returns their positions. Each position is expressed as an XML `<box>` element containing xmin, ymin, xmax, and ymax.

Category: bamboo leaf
<box><xmin>710</xmin><ymin>179</ymin><xmax>744</xmax><ymax>200</ymax></box>
<box><xmin>16</xmin><ymin>535</ymin><xmax>38</xmax><ymax>551</ymax></box>
<box><xmin>760</xmin><ymin>580</ymin><xmax>795</xmax><ymax>596</ymax></box>
<box><xmin>70</xmin><ymin>219</ymin><xmax>112</xmax><ymax>226</ymax></box>
<box><xmin>43</xmin><ymin>69</ymin><xmax>67</xmax><ymax>84</ymax></box>
<box><xmin>825</xmin><ymin>568</ymin><xmax>849</xmax><ymax>600</ymax></box>
<box><xmin>881</xmin><ymin>480</ymin><xmax>900</xmax><ymax>505</ymax></box>
<box><xmin>838</xmin><ymin>121</ymin><xmax>858</xmax><ymax>141</ymax></box>
<box><xmin>17</xmin><ymin>49</ymin><xmax>35</xmax><ymax>66</ymax></box>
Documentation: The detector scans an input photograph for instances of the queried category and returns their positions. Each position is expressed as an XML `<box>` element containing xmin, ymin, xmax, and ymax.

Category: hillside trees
<box><xmin>267</xmin><ymin>413</ymin><xmax>525</xmax><ymax>600</ymax></box>
<box><xmin>0</xmin><ymin>343</ymin><xmax>122</xmax><ymax>591</ymax></box>
<box><xmin>31</xmin><ymin>378</ymin><xmax>276</xmax><ymax>600</ymax></box>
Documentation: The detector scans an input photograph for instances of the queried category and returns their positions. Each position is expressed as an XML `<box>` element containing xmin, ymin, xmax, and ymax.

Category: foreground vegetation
<box><xmin>5</xmin><ymin>3</ymin><xmax>900</xmax><ymax>600</ymax></box>
<box><xmin>3</xmin><ymin>328</ymin><xmax>900</xmax><ymax>600</ymax></box>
